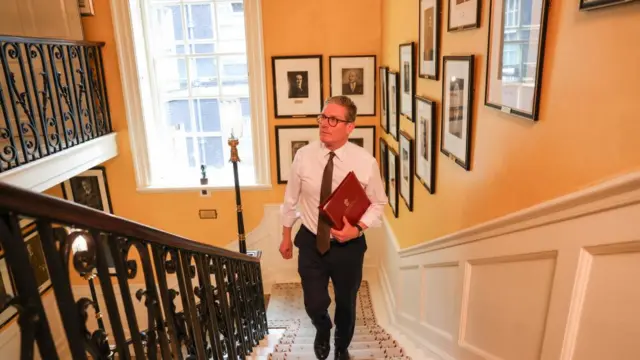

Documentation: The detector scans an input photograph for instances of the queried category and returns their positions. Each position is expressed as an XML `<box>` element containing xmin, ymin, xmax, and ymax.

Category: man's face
<box><xmin>349</xmin><ymin>72</ymin><xmax>356</xmax><ymax>83</ymax></box>
<box><xmin>296</xmin><ymin>75</ymin><xmax>303</xmax><ymax>87</ymax></box>
<box><xmin>319</xmin><ymin>103</ymin><xmax>354</xmax><ymax>147</ymax></box>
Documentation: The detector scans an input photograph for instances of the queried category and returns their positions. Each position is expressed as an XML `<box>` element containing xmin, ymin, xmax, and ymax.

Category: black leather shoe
<box><xmin>334</xmin><ymin>348</ymin><xmax>351</xmax><ymax>360</ymax></box>
<box><xmin>314</xmin><ymin>330</ymin><xmax>330</xmax><ymax>359</ymax></box>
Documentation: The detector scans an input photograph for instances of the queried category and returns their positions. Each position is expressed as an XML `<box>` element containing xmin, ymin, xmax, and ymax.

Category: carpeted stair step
<box><xmin>274</xmin><ymin>339</ymin><xmax>401</xmax><ymax>352</ymax></box>
<box><xmin>282</xmin><ymin>325</ymin><xmax>388</xmax><ymax>337</ymax></box>
<box><xmin>267</xmin><ymin>349</ymin><xmax>410</xmax><ymax>360</ymax></box>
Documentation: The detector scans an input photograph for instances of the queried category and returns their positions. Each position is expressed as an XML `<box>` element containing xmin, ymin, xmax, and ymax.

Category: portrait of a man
<box><xmin>448</xmin><ymin>77</ymin><xmax>465</xmax><ymax>139</ymax></box>
<box><xmin>291</xmin><ymin>140</ymin><xmax>309</xmax><ymax>161</ymax></box>
<box><xmin>341</xmin><ymin>68</ymin><xmax>364</xmax><ymax>95</ymax></box>
<box><xmin>70</xmin><ymin>177</ymin><xmax>104</xmax><ymax>211</ymax></box>
<box><xmin>24</xmin><ymin>231</ymin><xmax>49</xmax><ymax>292</ymax></box>
<box><xmin>348</xmin><ymin>138</ymin><xmax>364</xmax><ymax>147</ymax></box>
<box><xmin>287</xmin><ymin>71</ymin><xmax>309</xmax><ymax>98</ymax></box>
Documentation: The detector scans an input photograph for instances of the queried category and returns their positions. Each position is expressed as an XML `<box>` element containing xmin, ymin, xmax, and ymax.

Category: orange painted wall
<box><xmin>381</xmin><ymin>0</ymin><xmax>640</xmax><ymax>247</ymax></box>
<box><xmin>79</xmin><ymin>0</ymin><xmax>381</xmax><ymax>247</ymax></box>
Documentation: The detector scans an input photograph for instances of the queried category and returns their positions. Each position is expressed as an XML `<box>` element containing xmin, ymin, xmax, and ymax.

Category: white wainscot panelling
<box><xmin>376</xmin><ymin>171</ymin><xmax>640</xmax><ymax>360</ymax></box>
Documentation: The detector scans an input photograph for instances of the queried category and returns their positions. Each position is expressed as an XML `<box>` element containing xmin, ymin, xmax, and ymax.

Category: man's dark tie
<box><xmin>316</xmin><ymin>151</ymin><xmax>335</xmax><ymax>254</ymax></box>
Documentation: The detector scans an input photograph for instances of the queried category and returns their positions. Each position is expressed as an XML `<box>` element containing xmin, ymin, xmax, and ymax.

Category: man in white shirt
<box><xmin>279</xmin><ymin>96</ymin><xmax>388</xmax><ymax>360</ymax></box>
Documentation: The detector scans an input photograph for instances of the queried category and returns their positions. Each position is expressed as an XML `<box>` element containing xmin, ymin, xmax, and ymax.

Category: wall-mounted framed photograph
<box><xmin>0</xmin><ymin>256</ymin><xmax>17</xmax><ymax>329</ymax></box>
<box><xmin>485</xmin><ymin>0</ymin><xmax>551</xmax><ymax>120</ymax></box>
<box><xmin>379</xmin><ymin>137</ymin><xmax>389</xmax><ymax>196</ymax></box>
<box><xmin>441</xmin><ymin>55</ymin><xmax>474</xmax><ymax>171</ymax></box>
<box><xmin>62</xmin><ymin>166</ymin><xmax>114</xmax><ymax>213</ymax></box>
<box><xmin>419</xmin><ymin>0</ymin><xmax>441</xmax><ymax>80</ymax></box>
<box><xmin>399</xmin><ymin>43</ymin><xmax>416</xmax><ymax>122</ymax></box>
<box><xmin>272</xmin><ymin>55</ymin><xmax>323</xmax><ymax>118</ymax></box>
<box><xmin>275</xmin><ymin>125</ymin><xmax>376</xmax><ymax>183</ymax></box>
<box><xmin>579</xmin><ymin>0</ymin><xmax>638</xmax><ymax>10</ymax></box>
<box><xmin>388</xmin><ymin>147</ymin><xmax>400</xmax><ymax>218</ymax></box>
<box><xmin>399</xmin><ymin>131</ymin><xmax>414</xmax><ymax>211</ymax></box>
<box><xmin>387</xmin><ymin>71</ymin><xmax>400</xmax><ymax>141</ymax></box>
<box><xmin>20</xmin><ymin>223</ymin><xmax>52</xmax><ymax>296</ymax></box>
<box><xmin>330</xmin><ymin>55</ymin><xmax>376</xmax><ymax>116</ymax></box>
<box><xmin>448</xmin><ymin>0</ymin><xmax>480</xmax><ymax>31</ymax></box>
<box><xmin>379</xmin><ymin>66</ymin><xmax>389</xmax><ymax>133</ymax></box>
<box><xmin>415</xmin><ymin>96</ymin><xmax>436</xmax><ymax>194</ymax></box>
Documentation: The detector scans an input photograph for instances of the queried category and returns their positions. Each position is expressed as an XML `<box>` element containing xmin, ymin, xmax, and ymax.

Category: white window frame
<box><xmin>109</xmin><ymin>0</ymin><xmax>271</xmax><ymax>192</ymax></box>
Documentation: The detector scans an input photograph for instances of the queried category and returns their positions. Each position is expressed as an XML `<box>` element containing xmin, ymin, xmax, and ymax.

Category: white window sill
<box><xmin>136</xmin><ymin>183</ymin><xmax>273</xmax><ymax>193</ymax></box>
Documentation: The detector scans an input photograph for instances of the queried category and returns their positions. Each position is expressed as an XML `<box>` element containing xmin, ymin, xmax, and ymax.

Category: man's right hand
<box><xmin>279</xmin><ymin>238</ymin><xmax>293</xmax><ymax>259</ymax></box>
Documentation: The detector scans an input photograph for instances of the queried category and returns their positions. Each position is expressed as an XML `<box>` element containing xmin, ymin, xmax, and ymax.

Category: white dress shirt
<box><xmin>280</xmin><ymin>140</ymin><xmax>388</xmax><ymax>235</ymax></box>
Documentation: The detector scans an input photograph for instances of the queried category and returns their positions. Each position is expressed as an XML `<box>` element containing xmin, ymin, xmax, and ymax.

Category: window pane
<box><xmin>219</xmin><ymin>55</ymin><xmax>248</xmax><ymax>96</ymax></box>
<box><xmin>193</xmin><ymin>99</ymin><xmax>221</xmax><ymax>132</ymax></box>
<box><xmin>216</xmin><ymin>2</ymin><xmax>245</xmax><ymax>40</ymax></box>
<box><xmin>190</xmin><ymin>57</ymin><xmax>219</xmax><ymax>96</ymax></box>
<box><xmin>240</xmin><ymin>97</ymin><xmax>250</xmax><ymax>117</ymax></box>
<box><xmin>217</xmin><ymin>40</ymin><xmax>246</xmax><ymax>54</ymax></box>
<box><xmin>157</xmin><ymin>57</ymin><xmax>188</xmax><ymax>95</ymax></box>
<box><xmin>166</xmin><ymin>100</ymin><xmax>191</xmax><ymax>131</ymax></box>
<box><xmin>194</xmin><ymin>43</ymin><xmax>215</xmax><ymax>54</ymax></box>
<box><xmin>187</xmin><ymin>4</ymin><xmax>214</xmax><ymax>40</ymax></box>
<box><xmin>186</xmin><ymin>136</ymin><xmax>224</xmax><ymax>168</ymax></box>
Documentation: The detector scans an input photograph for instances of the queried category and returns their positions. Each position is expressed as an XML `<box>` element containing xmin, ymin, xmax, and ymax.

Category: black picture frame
<box><xmin>419</xmin><ymin>0</ymin><xmax>442</xmax><ymax>80</ymax></box>
<box><xmin>62</xmin><ymin>166</ymin><xmax>114</xmax><ymax>214</ymax></box>
<box><xmin>484</xmin><ymin>0</ymin><xmax>551</xmax><ymax>121</ymax></box>
<box><xmin>387</xmin><ymin>71</ymin><xmax>400</xmax><ymax>141</ymax></box>
<box><xmin>379</xmin><ymin>66</ymin><xmax>389</xmax><ymax>133</ymax></box>
<box><xmin>388</xmin><ymin>146</ymin><xmax>400</xmax><ymax>218</ymax></box>
<box><xmin>379</xmin><ymin>137</ymin><xmax>389</xmax><ymax>196</ymax></box>
<box><xmin>399</xmin><ymin>42</ymin><xmax>416</xmax><ymax>122</ymax></box>
<box><xmin>441</xmin><ymin>55</ymin><xmax>474</xmax><ymax>171</ymax></box>
<box><xmin>271</xmin><ymin>55</ymin><xmax>323</xmax><ymax>118</ymax></box>
<box><xmin>329</xmin><ymin>55</ymin><xmax>377</xmax><ymax>116</ymax></box>
<box><xmin>399</xmin><ymin>131</ymin><xmax>414</xmax><ymax>211</ymax></box>
<box><xmin>415</xmin><ymin>95</ymin><xmax>436</xmax><ymax>194</ymax></box>
<box><xmin>275</xmin><ymin>125</ymin><xmax>377</xmax><ymax>184</ymax></box>
<box><xmin>579</xmin><ymin>0</ymin><xmax>638</xmax><ymax>10</ymax></box>
<box><xmin>448</xmin><ymin>0</ymin><xmax>480</xmax><ymax>32</ymax></box>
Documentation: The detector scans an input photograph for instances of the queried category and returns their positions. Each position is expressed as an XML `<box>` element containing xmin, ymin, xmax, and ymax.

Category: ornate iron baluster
<box><xmin>179</xmin><ymin>251</ymin><xmax>207</xmax><ymax>358</ymax></box>
<box><xmin>0</xmin><ymin>215</ymin><xmax>60</xmax><ymax>360</ymax></box>
<box><xmin>25</xmin><ymin>43</ymin><xmax>52</xmax><ymax>157</ymax></box>
<box><xmin>151</xmin><ymin>246</ymin><xmax>184</xmax><ymax>359</ymax></box>
<box><xmin>0</xmin><ymin>83</ymin><xmax>18</xmax><ymax>171</ymax></box>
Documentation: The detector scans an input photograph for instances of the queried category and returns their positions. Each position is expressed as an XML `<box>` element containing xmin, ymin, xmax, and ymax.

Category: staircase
<box><xmin>250</xmin><ymin>281</ymin><xmax>412</xmax><ymax>360</ymax></box>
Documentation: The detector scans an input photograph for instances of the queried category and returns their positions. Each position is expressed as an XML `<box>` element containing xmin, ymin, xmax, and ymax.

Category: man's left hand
<box><xmin>330</xmin><ymin>216</ymin><xmax>360</xmax><ymax>243</ymax></box>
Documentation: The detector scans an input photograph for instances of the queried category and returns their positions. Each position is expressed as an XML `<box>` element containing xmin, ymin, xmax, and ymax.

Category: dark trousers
<box><xmin>294</xmin><ymin>225</ymin><xmax>367</xmax><ymax>350</ymax></box>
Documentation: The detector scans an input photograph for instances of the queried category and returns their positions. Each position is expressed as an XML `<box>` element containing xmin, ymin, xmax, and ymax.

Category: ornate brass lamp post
<box><xmin>228</xmin><ymin>118</ymin><xmax>246</xmax><ymax>254</ymax></box>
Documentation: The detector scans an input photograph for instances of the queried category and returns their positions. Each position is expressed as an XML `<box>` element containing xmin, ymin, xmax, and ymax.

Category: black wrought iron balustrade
<box><xmin>0</xmin><ymin>181</ymin><xmax>268</xmax><ymax>359</ymax></box>
<box><xmin>0</xmin><ymin>35</ymin><xmax>113</xmax><ymax>173</ymax></box>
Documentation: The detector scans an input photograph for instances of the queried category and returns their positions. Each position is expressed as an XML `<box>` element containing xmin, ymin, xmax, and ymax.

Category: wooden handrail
<box><xmin>0</xmin><ymin>181</ymin><xmax>258</xmax><ymax>263</ymax></box>
<box><xmin>0</xmin><ymin>34</ymin><xmax>106</xmax><ymax>47</ymax></box>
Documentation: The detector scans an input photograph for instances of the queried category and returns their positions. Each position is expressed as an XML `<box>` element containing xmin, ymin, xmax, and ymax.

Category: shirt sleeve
<box><xmin>280</xmin><ymin>150</ymin><xmax>303</xmax><ymax>227</ymax></box>
<box><xmin>359</xmin><ymin>158</ymin><xmax>388</xmax><ymax>228</ymax></box>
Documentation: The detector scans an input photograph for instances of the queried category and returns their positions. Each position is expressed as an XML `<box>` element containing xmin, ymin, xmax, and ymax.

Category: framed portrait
<box><xmin>415</xmin><ymin>96</ymin><xmax>436</xmax><ymax>194</ymax></box>
<box><xmin>379</xmin><ymin>66</ymin><xmax>389</xmax><ymax>133</ymax></box>
<box><xmin>485</xmin><ymin>0</ymin><xmax>550</xmax><ymax>121</ymax></box>
<box><xmin>78</xmin><ymin>0</ymin><xmax>95</xmax><ymax>16</ymax></box>
<box><xmin>579</xmin><ymin>0</ymin><xmax>638</xmax><ymax>10</ymax></box>
<box><xmin>387</xmin><ymin>71</ymin><xmax>400</xmax><ymax>141</ymax></box>
<box><xmin>448</xmin><ymin>0</ymin><xmax>480</xmax><ymax>31</ymax></box>
<box><xmin>272</xmin><ymin>55</ymin><xmax>323</xmax><ymax>118</ymax></box>
<box><xmin>387</xmin><ymin>147</ymin><xmax>400</xmax><ymax>218</ymax></box>
<box><xmin>275</xmin><ymin>125</ymin><xmax>376</xmax><ymax>183</ymax></box>
<box><xmin>441</xmin><ymin>55</ymin><xmax>474</xmax><ymax>171</ymax></box>
<box><xmin>0</xmin><ymin>256</ymin><xmax>17</xmax><ymax>329</ymax></box>
<box><xmin>399</xmin><ymin>131</ymin><xmax>414</xmax><ymax>211</ymax></box>
<box><xmin>62</xmin><ymin>166</ymin><xmax>114</xmax><ymax>213</ymax></box>
<box><xmin>330</xmin><ymin>55</ymin><xmax>376</xmax><ymax>116</ymax></box>
<box><xmin>399</xmin><ymin>43</ymin><xmax>415</xmax><ymax>121</ymax></box>
<box><xmin>379</xmin><ymin>138</ymin><xmax>389</xmax><ymax>196</ymax></box>
<box><xmin>419</xmin><ymin>0</ymin><xmax>441</xmax><ymax>80</ymax></box>
<box><xmin>20</xmin><ymin>223</ymin><xmax>52</xmax><ymax>296</ymax></box>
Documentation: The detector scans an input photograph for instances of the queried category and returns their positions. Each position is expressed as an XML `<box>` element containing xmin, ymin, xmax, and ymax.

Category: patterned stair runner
<box><xmin>265</xmin><ymin>281</ymin><xmax>412</xmax><ymax>359</ymax></box>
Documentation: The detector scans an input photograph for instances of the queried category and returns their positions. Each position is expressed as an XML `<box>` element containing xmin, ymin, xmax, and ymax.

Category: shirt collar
<box><xmin>320</xmin><ymin>141</ymin><xmax>348</xmax><ymax>162</ymax></box>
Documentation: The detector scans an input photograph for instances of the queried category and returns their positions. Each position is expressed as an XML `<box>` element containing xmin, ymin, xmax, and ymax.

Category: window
<box><xmin>113</xmin><ymin>0</ymin><xmax>270</xmax><ymax>190</ymax></box>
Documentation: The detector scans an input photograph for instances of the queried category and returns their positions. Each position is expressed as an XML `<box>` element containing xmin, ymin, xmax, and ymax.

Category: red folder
<box><xmin>318</xmin><ymin>171</ymin><xmax>371</xmax><ymax>230</ymax></box>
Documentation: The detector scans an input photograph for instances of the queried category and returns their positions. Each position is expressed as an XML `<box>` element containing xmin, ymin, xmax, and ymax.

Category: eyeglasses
<box><xmin>316</xmin><ymin>114</ymin><xmax>353</xmax><ymax>127</ymax></box>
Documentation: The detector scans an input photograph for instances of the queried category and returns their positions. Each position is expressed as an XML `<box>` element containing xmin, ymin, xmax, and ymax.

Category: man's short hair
<box><xmin>324</xmin><ymin>95</ymin><xmax>357</xmax><ymax>123</ymax></box>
